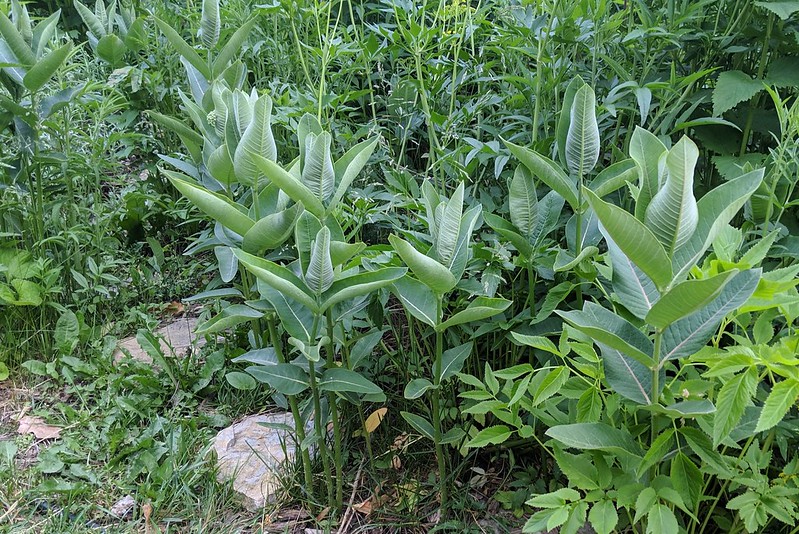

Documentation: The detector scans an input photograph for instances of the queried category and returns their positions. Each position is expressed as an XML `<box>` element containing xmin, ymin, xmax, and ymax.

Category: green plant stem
<box><xmin>412</xmin><ymin>43</ymin><xmax>442</xmax><ymax>193</ymax></box>
<box><xmin>308</xmin><ymin>357</ymin><xmax>334</xmax><ymax>508</ymax></box>
<box><xmin>268</xmin><ymin>318</ymin><xmax>314</xmax><ymax>498</ymax></box>
<box><xmin>432</xmin><ymin>297</ymin><xmax>448</xmax><ymax>511</ymax></box>
<box><xmin>325</xmin><ymin>310</ymin><xmax>343</xmax><ymax>510</ymax></box>
<box><xmin>738</xmin><ymin>12</ymin><xmax>774</xmax><ymax>157</ymax></box>
<box><xmin>650</xmin><ymin>332</ymin><xmax>662</xmax><ymax>452</ymax></box>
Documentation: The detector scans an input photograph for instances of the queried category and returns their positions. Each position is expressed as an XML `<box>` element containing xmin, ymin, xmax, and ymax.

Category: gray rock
<box><xmin>114</xmin><ymin>317</ymin><xmax>205</xmax><ymax>364</ymax></box>
<box><xmin>212</xmin><ymin>413</ymin><xmax>307</xmax><ymax>510</ymax></box>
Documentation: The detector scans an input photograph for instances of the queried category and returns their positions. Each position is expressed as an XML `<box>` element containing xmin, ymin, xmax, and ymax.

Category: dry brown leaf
<box><xmin>364</xmin><ymin>407</ymin><xmax>387</xmax><ymax>434</ymax></box>
<box><xmin>391</xmin><ymin>455</ymin><xmax>401</xmax><ymax>470</ymax></box>
<box><xmin>17</xmin><ymin>416</ymin><xmax>61</xmax><ymax>440</ymax></box>
<box><xmin>352</xmin><ymin>499</ymin><xmax>373</xmax><ymax>515</ymax></box>
<box><xmin>164</xmin><ymin>301</ymin><xmax>184</xmax><ymax>316</ymax></box>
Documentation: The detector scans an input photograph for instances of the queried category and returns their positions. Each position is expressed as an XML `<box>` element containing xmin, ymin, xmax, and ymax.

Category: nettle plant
<box><xmin>459</xmin><ymin>123</ymin><xmax>799</xmax><ymax>533</ymax></box>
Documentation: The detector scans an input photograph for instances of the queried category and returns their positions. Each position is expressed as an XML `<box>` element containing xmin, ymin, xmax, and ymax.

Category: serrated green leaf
<box><xmin>755</xmin><ymin>379</ymin><xmax>799</xmax><ymax>432</ymax></box>
<box><xmin>546</xmin><ymin>423</ymin><xmax>642</xmax><ymax>457</ymax></box>
<box><xmin>466</xmin><ymin>425</ymin><xmax>512</xmax><ymax>447</ymax></box>
<box><xmin>713</xmin><ymin>367</ymin><xmax>757</xmax><ymax>446</ymax></box>
<box><xmin>713</xmin><ymin>70</ymin><xmax>763</xmax><ymax>116</ymax></box>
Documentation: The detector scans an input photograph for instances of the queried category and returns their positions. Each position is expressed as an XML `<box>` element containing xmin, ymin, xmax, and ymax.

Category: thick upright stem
<box><xmin>326</xmin><ymin>310</ymin><xmax>343</xmax><ymax>509</ymax></box>
<box><xmin>432</xmin><ymin>297</ymin><xmax>448</xmax><ymax>510</ymax></box>
<box><xmin>268</xmin><ymin>319</ymin><xmax>314</xmax><ymax>497</ymax></box>
<box><xmin>650</xmin><ymin>331</ymin><xmax>663</xmax><ymax>451</ymax></box>
<box><xmin>308</xmin><ymin>358</ymin><xmax>334</xmax><ymax>507</ymax></box>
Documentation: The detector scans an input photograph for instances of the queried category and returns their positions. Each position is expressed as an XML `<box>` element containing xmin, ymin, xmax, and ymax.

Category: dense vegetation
<box><xmin>1</xmin><ymin>0</ymin><xmax>799</xmax><ymax>532</ymax></box>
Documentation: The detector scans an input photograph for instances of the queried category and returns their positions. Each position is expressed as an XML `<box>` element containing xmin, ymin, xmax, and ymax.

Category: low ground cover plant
<box><xmin>1</xmin><ymin>0</ymin><xmax>798</xmax><ymax>532</ymax></box>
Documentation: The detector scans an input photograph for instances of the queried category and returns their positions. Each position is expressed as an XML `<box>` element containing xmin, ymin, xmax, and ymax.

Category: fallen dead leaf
<box><xmin>17</xmin><ymin>416</ymin><xmax>61</xmax><ymax>440</ymax></box>
<box><xmin>364</xmin><ymin>407</ymin><xmax>387</xmax><ymax>433</ymax></box>
<box><xmin>352</xmin><ymin>499</ymin><xmax>373</xmax><ymax>515</ymax></box>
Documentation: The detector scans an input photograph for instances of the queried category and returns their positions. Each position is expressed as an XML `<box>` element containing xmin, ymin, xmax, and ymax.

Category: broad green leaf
<box><xmin>319</xmin><ymin>267</ymin><xmax>406</xmax><ymax>312</ymax></box>
<box><xmin>630</xmin><ymin>127</ymin><xmax>667</xmax><ymax>221</ymax></box>
<box><xmin>646</xmin><ymin>503</ymin><xmax>678</xmax><ymax>534</ymax></box>
<box><xmin>671</xmin><ymin>169</ymin><xmax>763</xmax><ymax>282</ymax></box>
<box><xmin>74</xmin><ymin>0</ymin><xmax>105</xmax><ymax>37</ymax></box>
<box><xmin>637</xmin><ymin>429</ymin><xmax>675</xmax><ymax>476</ymax></box>
<box><xmin>671</xmin><ymin>453</ymin><xmax>702</xmax><ymax>510</ymax></box>
<box><xmin>302</xmin><ymin>132</ymin><xmax>335</xmax><ymax>203</ymax></box>
<box><xmin>329</xmin><ymin>136</ymin><xmax>379</xmax><ymax>212</ymax></box>
<box><xmin>404</xmin><ymin>378</ymin><xmax>436</xmax><ymax>399</ymax></box>
<box><xmin>565</xmin><ymin>84</ymin><xmax>600</xmax><ymax>177</ymax></box>
<box><xmin>242</xmin><ymin>204</ymin><xmax>300</xmax><ymax>253</ymax></box>
<box><xmin>546</xmin><ymin>423</ymin><xmax>642</xmax><ymax>457</ymax></box>
<box><xmin>389</xmin><ymin>235</ymin><xmax>457</xmax><ymax>294</ymax></box>
<box><xmin>436</xmin><ymin>182</ymin><xmax>464</xmax><ymax>268</ymax></box>
<box><xmin>553</xmin><ymin>246</ymin><xmax>598</xmax><ymax>272</ymax></box>
<box><xmin>509</xmin><ymin>165</ymin><xmax>538</xmax><ymax>239</ymax></box>
<box><xmin>252</xmin><ymin>154</ymin><xmax>325</xmax><ymax>218</ymax></box>
<box><xmin>23</xmin><ymin>42</ymin><xmax>71</xmax><ymax>92</ymax></box>
<box><xmin>212</xmin><ymin>18</ymin><xmax>257</xmax><ymax>77</ymax></box>
<box><xmin>304</xmin><ymin>226</ymin><xmax>333</xmax><ymax>295</ymax></box>
<box><xmin>200</xmin><ymin>0</ymin><xmax>220</xmax><ymax>48</ymax></box>
<box><xmin>557</xmin><ymin>76</ymin><xmax>585</xmax><ymax>168</ymax></box>
<box><xmin>0</xmin><ymin>279</ymin><xmax>42</xmax><ymax>306</ymax></box>
<box><xmin>31</xmin><ymin>11</ymin><xmax>61</xmax><ymax>59</ymax></box>
<box><xmin>330</xmin><ymin>241</ymin><xmax>365</xmax><ymax>267</ymax></box>
<box><xmin>587</xmin><ymin>159</ymin><xmax>638</xmax><ymax>199</ymax></box>
<box><xmin>226</xmin><ymin>371</ymin><xmax>256</xmax><ymax>390</ymax></box>
<box><xmin>510</xmin><ymin>333</ymin><xmax>560</xmax><ymax>354</ymax></box>
<box><xmin>466</xmin><ymin>425</ymin><xmax>512</xmax><ymax>447</ymax></box>
<box><xmin>657</xmin><ymin>400</ymin><xmax>716</xmax><ymax>417</ymax></box>
<box><xmin>258</xmin><ymin>284</ymin><xmax>314</xmax><ymax>343</ymax></box>
<box><xmin>644</xmin><ymin>136</ymin><xmax>699</xmax><ymax>255</ymax></box>
<box><xmin>231</xmin><ymin>348</ymin><xmax>278</xmax><ymax>366</ymax></box>
<box><xmin>662</xmin><ymin>269</ymin><xmax>760</xmax><ymax>360</ymax></box>
<box><xmin>713</xmin><ymin>367</ymin><xmax>757</xmax><ymax>446</ymax></box>
<box><xmin>646</xmin><ymin>270</ymin><xmax>737</xmax><ymax>329</ymax></box>
<box><xmin>147</xmin><ymin>111</ymin><xmax>203</xmax><ymax>162</ymax></box>
<box><xmin>235</xmin><ymin>94</ymin><xmax>277</xmax><ymax>186</ymax></box>
<box><xmin>585</xmin><ymin>188</ymin><xmax>672</xmax><ymax>290</ymax></box>
<box><xmin>755</xmin><ymin>1</ymin><xmax>799</xmax><ymax>19</ymax></box>
<box><xmin>505</xmin><ymin>139</ymin><xmax>579</xmax><ymax>209</ymax></box>
<box><xmin>533</xmin><ymin>367</ymin><xmax>569</xmax><ymax>406</ymax></box>
<box><xmin>440</xmin><ymin>342</ymin><xmax>473</xmax><ymax>381</ymax></box>
<box><xmin>437</xmin><ymin>297</ymin><xmax>511</xmax><ymax>331</ymax></box>
<box><xmin>598</xmin><ymin>342</ymin><xmax>656</xmax><ymax>405</ymax></box>
<box><xmin>558</xmin><ymin>302</ymin><xmax>654</xmax><ymax>367</ymax></box>
<box><xmin>391</xmin><ymin>276</ymin><xmax>438</xmax><ymax>327</ymax></box>
<box><xmin>448</xmin><ymin>204</ymin><xmax>482</xmax><ymax>281</ymax></box>
<box><xmin>484</xmin><ymin>213</ymin><xmax>533</xmax><ymax>258</ymax></box>
<box><xmin>247</xmin><ymin>363</ymin><xmax>309</xmax><ymax>395</ymax></box>
<box><xmin>607</xmin><ymin>235</ymin><xmax>660</xmax><ymax>319</ymax></box>
<box><xmin>755</xmin><ymin>379</ymin><xmax>799</xmax><ymax>432</ymax></box>
<box><xmin>588</xmin><ymin>500</ymin><xmax>618</xmax><ymax>534</ymax></box>
<box><xmin>553</xmin><ymin>449</ymin><xmax>599</xmax><ymax>490</ymax></box>
<box><xmin>153</xmin><ymin>17</ymin><xmax>211</xmax><ymax>79</ymax></box>
<box><xmin>401</xmin><ymin>411</ymin><xmax>435</xmax><ymax>441</ymax></box>
<box><xmin>320</xmin><ymin>368</ymin><xmax>382</xmax><ymax>395</ymax></box>
<box><xmin>232</xmin><ymin>249</ymin><xmax>318</xmax><ymax>312</ymax></box>
<box><xmin>96</xmin><ymin>34</ymin><xmax>125</xmax><ymax>65</ymax></box>
<box><xmin>165</xmin><ymin>171</ymin><xmax>254</xmax><ymax>236</ymax></box>
<box><xmin>55</xmin><ymin>310</ymin><xmax>79</xmax><ymax>355</ymax></box>
<box><xmin>0</xmin><ymin>10</ymin><xmax>35</xmax><ymax>65</ymax></box>
<box><xmin>214</xmin><ymin>246</ymin><xmax>238</xmax><ymax>283</ymax></box>
<box><xmin>712</xmin><ymin>70</ymin><xmax>763</xmax><ymax>116</ymax></box>
<box><xmin>195</xmin><ymin>304</ymin><xmax>262</xmax><ymax>334</ymax></box>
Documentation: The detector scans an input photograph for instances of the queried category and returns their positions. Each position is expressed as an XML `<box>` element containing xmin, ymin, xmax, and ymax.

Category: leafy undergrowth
<box><xmin>0</xmin><ymin>323</ymin><xmax>527</xmax><ymax>533</ymax></box>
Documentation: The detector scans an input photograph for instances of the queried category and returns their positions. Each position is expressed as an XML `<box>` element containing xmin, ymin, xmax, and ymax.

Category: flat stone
<box><xmin>114</xmin><ymin>317</ymin><xmax>205</xmax><ymax>364</ymax></box>
<box><xmin>212</xmin><ymin>413</ymin><xmax>307</xmax><ymax>510</ymax></box>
